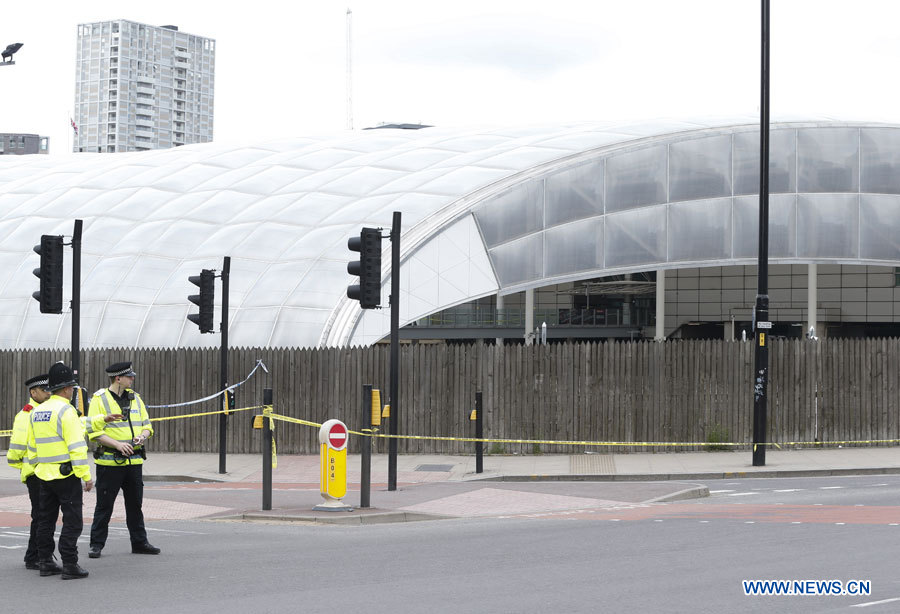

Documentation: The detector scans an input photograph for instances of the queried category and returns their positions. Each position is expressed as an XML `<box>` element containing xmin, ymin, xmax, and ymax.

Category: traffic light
<box><xmin>347</xmin><ymin>227</ymin><xmax>382</xmax><ymax>309</ymax></box>
<box><xmin>187</xmin><ymin>269</ymin><xmax>215</xmax><ymax>333</ymax></box>
<box><xmin>32</xmin><ymin>235</ymin><xmax>64</xmax><ymax>314</ymax></box>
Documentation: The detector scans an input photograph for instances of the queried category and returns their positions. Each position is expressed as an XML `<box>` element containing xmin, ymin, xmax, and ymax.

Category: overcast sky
<box><xmin>2</xmin><ymin>0</ymin><xmax>900</xmax><ymax>154</ymax></box>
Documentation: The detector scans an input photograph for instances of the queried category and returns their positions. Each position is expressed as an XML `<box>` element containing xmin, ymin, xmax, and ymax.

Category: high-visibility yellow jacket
<box><xmin>6</xmin><ymin>398</ymin><xmax>41</xmax><ymax>482</ymax></box>
<box><xmin>87</xmin><ymin>387</ymin><xmax>153</xmax><ymax>466</ymax></box>
<box><xmin>28</xmin><ymin>395</ymin><xmax>91</xmax><ymax>482</ymax></box>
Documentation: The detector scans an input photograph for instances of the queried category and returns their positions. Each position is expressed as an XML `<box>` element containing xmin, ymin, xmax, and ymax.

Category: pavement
<box><xmin>2</xmin><ymin>446</ymin><xmax>899</xmax><ymax>525</ymax></box>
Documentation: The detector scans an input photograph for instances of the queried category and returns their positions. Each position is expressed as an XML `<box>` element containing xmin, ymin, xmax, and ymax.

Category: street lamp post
<box><xmin>753</xmin><ymin>0</ymin><xmax>771</xmax><ymax>467</ymax></box>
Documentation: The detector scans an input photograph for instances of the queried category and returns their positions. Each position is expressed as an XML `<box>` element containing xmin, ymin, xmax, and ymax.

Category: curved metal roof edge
<box><xmin>322</xmin><ymin>118</ymin><xmax>900</xmax><ymax>346</ymax></box>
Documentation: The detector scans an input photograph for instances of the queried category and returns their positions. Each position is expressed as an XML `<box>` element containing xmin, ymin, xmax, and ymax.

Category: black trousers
<box><xmin>36</xmin><ymin>475</ymin><xmax>83</xmax><ymax>565</ymax></box>
<box><xmin>24</xmin><ymin>474</ymin><xmax>46</xmax><ymax>565</ymax></box>
<box><xmin>90</xmin><ymin>463</ymin><xmax>147</xmax><ymax>549</ymax></box>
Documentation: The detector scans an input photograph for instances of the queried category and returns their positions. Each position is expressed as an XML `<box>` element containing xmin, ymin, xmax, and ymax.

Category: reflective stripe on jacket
<box><xmin>6</xmin><ymin>400</ymin><xmax>38</xmax><ymax>482</ymax></box>
<box><xmin>29</xmin><ymin>395</ymin><xmax>91</xmax><ymax>482</ymax></box>
<box><xmin>87</xmin><ymin>388</ymin><xmax>153</xmax><ymax>466</ymax></box>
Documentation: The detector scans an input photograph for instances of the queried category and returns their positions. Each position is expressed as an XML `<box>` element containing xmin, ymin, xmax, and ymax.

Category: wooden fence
<box><xmin>1</xmin><ymin>339</ymin><xmax>898</xmax><ymax>455</ymax></box>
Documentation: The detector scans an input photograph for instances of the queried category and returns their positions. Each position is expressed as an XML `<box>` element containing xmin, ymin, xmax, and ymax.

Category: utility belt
<box><xmin>93</xmin><ymin>445</ymin><xmax>147</xmax><ymax>463</ymax></box>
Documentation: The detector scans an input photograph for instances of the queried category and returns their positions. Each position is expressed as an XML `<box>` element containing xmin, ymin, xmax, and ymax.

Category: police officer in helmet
<box><xmin>31</xmin><ymin>362</ymin><xmax>92</xmax><ymax>579</ymax></box>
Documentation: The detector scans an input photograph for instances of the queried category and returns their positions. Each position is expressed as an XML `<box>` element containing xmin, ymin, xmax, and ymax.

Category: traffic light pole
<box><xmin>388</xmin><ymin>211</ymin><xmax>401</xmax><ymax>491</ymax></box>
<box><xmin>752</xmin><ymin>0</ymin><xmax>770</xmax><ymax>467</ymax></box>
<box><xmin>71</xmin><ymin>219</ymin><xmax>82</xmax><ymax>384</ymax></box>
<box><xmin>219</xmin><ymin>256</ymin><xmax>230</xmax><ymax>475</ymax></box>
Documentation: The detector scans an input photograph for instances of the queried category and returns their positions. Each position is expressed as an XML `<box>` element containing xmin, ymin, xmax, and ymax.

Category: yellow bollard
<box><xmin>314</xmin><ymin>419</ymin><xmax>352</xmax><ymax>511</ymax></box>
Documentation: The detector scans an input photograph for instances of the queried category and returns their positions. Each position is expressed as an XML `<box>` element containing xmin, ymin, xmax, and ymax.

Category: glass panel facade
<box><xmin>860</xmin><ymin>128</ymin><xmax>900</xmax><ymax>194</ymax></box>
<box><xmin>798</xmin><ymin>128</ymin><xmax>859</xmax><ymax>193</ymax></box>
<box><xmin>797</xmin><ymin>194</ymin><xmax>859</xmax><ymax>258</ymax></box>
<box><xmin>489</xmin><ymin>233</ymin><xmax>543</xmax><ymax>286</ymax></box>
<box><xmin>604</xmin><ymin>205</ymin><xmax>667</xmax><ymax>268</ymax></box>
<box><xmin>605</xmin><ymin>145</ymin><xmax>667</xmax><ymax>212</ymax></box>
<box><xmin>733</xmin><ymin>128</ymin><xmax>796</xmax><ymax>195</ymax></box>
<box><xmin>474</xmin><ymin>180</ymin><xmax>543</xmax><ymax>248</ymax></box>
<box><xmin>733</xmin><ymin>194</ymin><xmax>797</xmax><ymax>258</ymax></box>
<box><xmin>669</xmin><ymin>135</ymin><xmax>732</xmax><ymax>202</ymax></box>
<box><xmin>544</xmin><ymin>217</ymin><xmax>603</xmax><ymax>277</ymax></box>
<box><xmin>544</xmin><ymin>160</ymin><xmax>603</xmax><ymax>227</ymax></box>
<box><xmin>859</xmin><ymin>195</ymin><xmax>900</xmax><ymax>260</ymax></box>
<box><xmin>668</xmin><ymin>198</ymin><xmax>731</xmax><ymax>261</ymax></box>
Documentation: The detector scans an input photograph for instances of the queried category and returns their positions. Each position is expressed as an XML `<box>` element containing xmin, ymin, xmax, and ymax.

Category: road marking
<box><xmin>851</xmin><ymin>597</ymin><xmax>900</xmax><ymax>608</ymax></box>
<box><xmin>0</xmin><ymin>545</ymin><xmax>21</xmax><ymax>549</ymax></box>
<box><xmin>819</xmin><ymin>486</ymin><xmax>843</xmax><ymax>490</ymax></box>
<box><xmin>774</xmin><ymin>489</ymin><xmax>805</xmax><ymax>493</ymax></box>
<box><xmin>728</xmin><ymin>492</ymin><xmax>760</xmax><ymax>497</ymax></box>
<box><xmin>709</xmin><ymin>490</ymin><xmax>735</xmax><ymax>494</ymax></box>
<box><xmin>791</xmin><ymin>521</ymin><xmax>802</xmax><ymax>524</ymax></box>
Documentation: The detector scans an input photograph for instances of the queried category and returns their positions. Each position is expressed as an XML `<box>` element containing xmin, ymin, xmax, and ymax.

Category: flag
<box><xmin>70</xmin><ymin>117</ymin><xmax>78</xmax><ymax>135</ymax></box>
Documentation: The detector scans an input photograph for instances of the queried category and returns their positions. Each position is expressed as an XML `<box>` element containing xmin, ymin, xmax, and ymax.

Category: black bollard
<box><xmin>262</xmin><ymin>387</ymin><xmax>273</xmax><ymax>511</ymax></box>
<box><xmin>475</xmin><ymin>391</ymin><xmax>483</xmax><ymax>474</ymax></box>
<box><xmin>361</xmin><ymin>384</ymin><xmax>372</xmax><ymax>508</ymax></box>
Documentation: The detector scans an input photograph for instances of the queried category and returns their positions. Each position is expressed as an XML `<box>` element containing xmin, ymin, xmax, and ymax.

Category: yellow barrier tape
<box><xmin>268</xmin><ymin>414</ymin><xmax>322</xmax><ymax>429</ymax></box>
<box><xmin>151</xmin><ymin>405</ymin><xmax>263</xmax><ymax>423</ymax></box>
<box><xmin>265</xmin><ymin>413</ymin><xmax>900</xmax><ymax>449</ymax></box>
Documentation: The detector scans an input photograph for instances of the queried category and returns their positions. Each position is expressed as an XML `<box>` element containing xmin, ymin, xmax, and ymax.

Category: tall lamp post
<box><xmin>753</xmin><ymin>0</ymin><xmax>771</xmax><ymax>467</ymax></box>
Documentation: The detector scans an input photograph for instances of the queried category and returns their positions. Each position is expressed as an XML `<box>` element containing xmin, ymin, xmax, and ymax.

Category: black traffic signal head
<box><xmin>32</xmin><ymin>235</ymin><xmax>64</xmax><ymax>314</ymax></box>
<box><xmin>347</xmin><ymin>227</ymin><xmax>382</xmax><ymax>309</ymax></box>
<box><xmin>187</xmin><ymin>269</ymin><xmax>215</xmax><ymax>333</ymax></box>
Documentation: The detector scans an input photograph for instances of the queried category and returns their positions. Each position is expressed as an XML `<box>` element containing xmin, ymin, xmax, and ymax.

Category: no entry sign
<box><xmin>328</xmin><ymin>422</ymin><xmax>347</xmax><ymax>450</ymax></box>
<box><xmin>320</xmin><ymin>419</ymin><xmax>348</xmax><ymax>451</ymax></box>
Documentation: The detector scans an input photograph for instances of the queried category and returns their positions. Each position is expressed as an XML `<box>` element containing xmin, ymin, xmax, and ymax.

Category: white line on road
<box><xmin>851</xmin><ymin>597</ymin><xmax>900</xmax><ymax>608</ymax></box>
<box><xmin>709</xmin><ymin>490</ymin><xmax>735</xmax><ymax>494</ymax></box>
<box><xmin>728</xmin><ymin>492</ymin><xmax>760</xmax><ymax>497</ymax></box>
<box><xmin>819</xmin><ymin>486</ymin><xmax>843</xmax><ymax>490</ymax></box>
<box><xmin>773</xmin><ymin>489</ymin><xmax>805</xmax><ymax>493</ymax></box>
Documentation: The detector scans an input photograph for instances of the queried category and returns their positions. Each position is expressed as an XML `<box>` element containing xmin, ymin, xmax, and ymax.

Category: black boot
<box><xmin>132</xmin><ymin>542</ymin><xmax>161</xmax><ymax>554</ymax></box>
<box><xmin>39</xmin><ymin>560</ymin><xmax>63</xmax><ymax>576</ymax></box>
<box><xmin>61</xmin><ymin>563</ymin><xmax>89</xmax><ymax>580</ymax></box>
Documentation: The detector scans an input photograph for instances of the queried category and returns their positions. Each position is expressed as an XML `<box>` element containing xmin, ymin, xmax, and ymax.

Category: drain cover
<box><xmin>414</xmin><ymin>464</ymin><xmax>454</xmax><ymax>472</ymax></box>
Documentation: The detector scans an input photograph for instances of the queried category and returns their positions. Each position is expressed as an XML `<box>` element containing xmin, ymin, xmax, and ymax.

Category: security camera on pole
<box><xmin>186</xmin><ymin>256</ymin><xmax>231</xmax><ymax>474</ymax></box>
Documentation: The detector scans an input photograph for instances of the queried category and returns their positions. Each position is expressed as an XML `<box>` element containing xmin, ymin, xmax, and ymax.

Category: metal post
<box><xmin>388</xmin><ymin>212</ymin><xmax>401</xmax><ymax>491</ymax></box>
<box><xmin>753</xmin><ymin>0</ymin><xmax>770</xmax><ymax>467</ymax></box>
<box><xmin>262</xmin><ymin>388</ymin><xmax>272</xmax><ymax>511</ymax></box>
<box><xmin>71</xmin><ymin>219</ymin><xmax>82</xmax><ymax>383</ymax></box>
<box><xmin>219</xmin><ymin>256</ymin><xmax>230</xmax><ymax>474</ymax></box>
<box><xmin>361</xmin><ymin>384</ymin><xmax>372</xmax><ymax>508</ymax></box>
<box><xmin>475</xmin><ymin>391</ymin><xmax>483</xmax><ymax>474</ymax></box>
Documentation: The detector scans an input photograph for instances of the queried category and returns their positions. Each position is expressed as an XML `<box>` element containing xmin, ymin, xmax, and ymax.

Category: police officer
<box><xmin>87</xmin><ymin>361</ymin><xmax>159</xmax><ymax>558</ymax></box>
<box><xmin>30</xmin><ymin>362</ymin><xmax>92</xmax><ymax>579</ymax></box>
<box><xmin>6</xmin><ymin>374</ymin><xmax>51</xmax><ymax>570</ymax></box>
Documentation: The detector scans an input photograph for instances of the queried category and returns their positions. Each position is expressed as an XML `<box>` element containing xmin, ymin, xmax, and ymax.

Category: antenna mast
<box><xmin>346</xmin><ymin>8</ymin><xmax>353</xmax><ymax>130</ymax></box>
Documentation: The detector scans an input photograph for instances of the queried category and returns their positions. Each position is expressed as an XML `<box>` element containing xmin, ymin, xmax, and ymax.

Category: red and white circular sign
<box><xmin>319</xmin><ymin>419</ymin><xmax>349</xmax><ymax>451</ymax></box>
